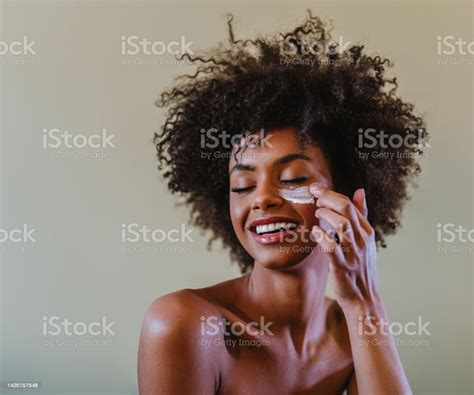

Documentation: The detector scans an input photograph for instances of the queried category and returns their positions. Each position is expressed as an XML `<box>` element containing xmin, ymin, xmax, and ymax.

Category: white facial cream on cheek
<box><xmin>278</xmin><ymin>186</ymin><xmax>315</xmax><ymax>205</ymax></box>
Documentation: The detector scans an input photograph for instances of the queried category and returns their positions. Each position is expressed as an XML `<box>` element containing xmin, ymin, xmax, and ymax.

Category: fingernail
<box><xmin>310</xmin><ymin>183</ymin><xmax>323</xmax><ymax>196</ymax></box>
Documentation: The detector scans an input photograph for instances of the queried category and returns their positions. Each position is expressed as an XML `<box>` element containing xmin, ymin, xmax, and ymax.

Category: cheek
<box><xmin>229</xmin><ymin>195</ymin><xmax>247</xmax><ymax>231</ymax></box>
<box><xmin>298</xmin><ymin>205</ymin><xmax>318</xmax><ymax>228</ymax></box>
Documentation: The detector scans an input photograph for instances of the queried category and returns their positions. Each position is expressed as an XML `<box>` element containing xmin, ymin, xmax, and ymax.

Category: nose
<box><xmin>251</xmin><ymin>182</ymin><xmax>284</xmax><ymax>211</ymax></box>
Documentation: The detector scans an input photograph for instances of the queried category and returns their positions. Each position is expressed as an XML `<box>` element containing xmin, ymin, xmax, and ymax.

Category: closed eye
<box><xmin>231</xmin><ymin>176</ymin><xmax>308</xmax><ymax>192</ymax></box>
<box><xmin>280</xmin><ymin>176</ymin><xmax>308</xmax><ymax>184</ymax></box>
<box><xmin>231</xmin><ymin>185</ymin><xmax>255</xmax><ymax>193</ymax></box>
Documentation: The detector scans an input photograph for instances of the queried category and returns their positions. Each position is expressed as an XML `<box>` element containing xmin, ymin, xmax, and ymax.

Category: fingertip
<box><xmin>361</xmin><ymin>188</ymin><xmax>368</xmax><ymax>216</ymax></box>
<box><xmin>355</xmin><ymin>187</ymin><xmax>364</xmax><ymax>198</ymax></box>
<box><xmin>309</xmin><ymin>182</ymin><xmax>324</xmax><ymax>196</ymax></box>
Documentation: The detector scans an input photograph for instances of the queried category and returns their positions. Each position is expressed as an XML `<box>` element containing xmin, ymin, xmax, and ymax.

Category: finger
<box><xmin>352</xmin><ymin>188</ymin><xmax>373</xmax><ymax>233</ymax></box>
<box><xmin>315</xmin><ymin>207</ymin><xmax>355</xmax><ymax>246</ymax></box>
<box><xmin>352</xmin><ymin>188</ymin><xmax>367</xmax><ymax>218</ymax></box>
<box><xmin>310</xmin><ymin>184</ymin><xmax>361</xmax><ymax>229</ymax></box>
<box><xmin>311</xmin><ymin>225</ymin><xmax>345</xmax><ymax>269</ymax></box>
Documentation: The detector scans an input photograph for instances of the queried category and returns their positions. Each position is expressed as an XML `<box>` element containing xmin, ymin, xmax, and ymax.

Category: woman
<box><xmin>139</xmin><ymin>12</ymin><xmax>427</xmax><ymax>394</ymax></box>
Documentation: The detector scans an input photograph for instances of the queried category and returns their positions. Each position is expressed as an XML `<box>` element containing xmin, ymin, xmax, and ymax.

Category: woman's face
<box><xmin>229</xmin><ymin>128</ymin><xmax>333</xmax><ymax>269</ymax></box>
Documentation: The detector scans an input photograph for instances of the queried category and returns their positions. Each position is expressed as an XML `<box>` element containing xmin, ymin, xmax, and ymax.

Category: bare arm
<box><xmin>138</xmin><ymin>291</ymin><xmax>219</xmax><ymax>395</ymax></box>
<box><xmin>311</xmin><ymin>185</ymin><xmax>411</xmax><ymax>394</ymax></box>
<box><xmin>344</xmin><ymin>303</ymin><xmax>411</xmax><ymax>395</ymax></box>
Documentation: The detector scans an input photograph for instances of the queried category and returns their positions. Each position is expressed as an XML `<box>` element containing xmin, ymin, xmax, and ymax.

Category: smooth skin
<box><xmin>138</xmin><ymin>128</ymin><xmax>412</xmax><ymax>395</ymax></box>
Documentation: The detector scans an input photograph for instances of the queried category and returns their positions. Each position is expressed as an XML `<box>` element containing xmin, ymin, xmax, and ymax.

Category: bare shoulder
<box><xmin>138</xmin><ymin>288</ymin><xmax>224</xmax><ymax>394</ymax></box>
<box><xmin>144</xmin><ymin>288</ymin><xmax>215</xmax><ymax>324</ymax></box>
<box><xmin>140</xmin><ymin>288</ymin><xmax>224</xmax><ymax>349</ymax></box>
<box><xmin>142</xmin><ymin>275</ymin><xmax>244</xmax><ymax>326</ymax></box>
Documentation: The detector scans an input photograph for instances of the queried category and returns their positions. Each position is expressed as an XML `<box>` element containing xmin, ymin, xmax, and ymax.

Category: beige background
<box><xmin>1</xmin><ymin>1</ymin><xmax>473</xmax><ymax>394</ymax></box>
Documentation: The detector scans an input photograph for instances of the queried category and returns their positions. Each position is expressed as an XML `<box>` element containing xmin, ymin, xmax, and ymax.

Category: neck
<box><xmin>243</xmin><ymin>250</ymin><xmax>330</xmax><ymax>351</ymax></box>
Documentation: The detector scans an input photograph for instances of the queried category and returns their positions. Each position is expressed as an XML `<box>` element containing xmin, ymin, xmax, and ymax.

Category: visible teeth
<box><xmin>255</xmin><ymin>222</ymin><xmax>297</xmax><ymax>235</ymax></box>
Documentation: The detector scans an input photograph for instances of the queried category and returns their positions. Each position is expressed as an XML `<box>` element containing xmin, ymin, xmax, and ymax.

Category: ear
<box><xmin>352</xmin><ymin>188</ymin><xmax>368</xmax><ymax>218</ymax></box>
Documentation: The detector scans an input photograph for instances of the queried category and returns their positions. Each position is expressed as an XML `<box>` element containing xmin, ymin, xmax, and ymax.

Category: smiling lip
<box><xmin>248</xmin><ymin>216</ymin><xmax>299</xmax><ymax>245</ymax></box>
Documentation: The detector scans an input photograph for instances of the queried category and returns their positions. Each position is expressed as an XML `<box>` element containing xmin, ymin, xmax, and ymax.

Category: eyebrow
<box><xmin>274</xmin><ymin>153</ymin><xmax>312</xmax><ymax>166</ymax></box>
<box><xmin>229</xmin><ymin>153</ymin><xmax>312</xmax><ymax>175</ymax></box>
<box><xmin>229</xmin><ymin>163</ymin><xmax>256</xmax><ymax>175</ymax></box>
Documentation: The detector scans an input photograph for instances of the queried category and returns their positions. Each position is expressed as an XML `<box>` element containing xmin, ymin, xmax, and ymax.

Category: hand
<box><xmin>309</xmin><ymin>183</ymin><xmax>380</xmax><ymax>311</ymax></box>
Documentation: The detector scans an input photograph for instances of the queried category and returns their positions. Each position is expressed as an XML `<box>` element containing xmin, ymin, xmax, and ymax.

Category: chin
<box><xmin>253</xmin><ymin>244</ymin><xmax>315</xmax><ymax>270</ymax></box>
